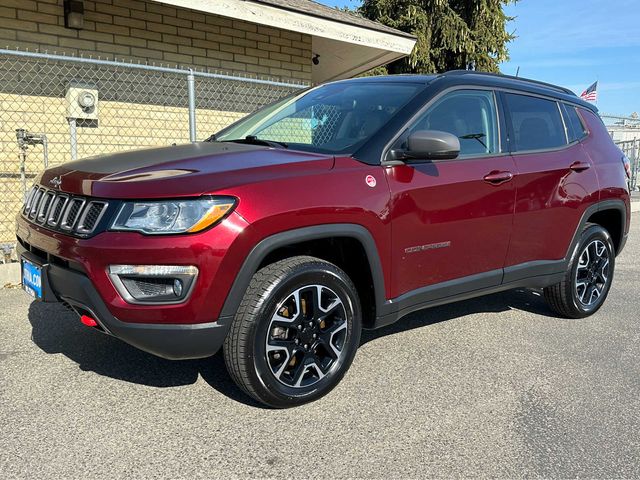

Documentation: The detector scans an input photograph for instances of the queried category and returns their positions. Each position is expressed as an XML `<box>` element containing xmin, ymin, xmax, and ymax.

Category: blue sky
<box><xmin>317</xmin><ymin>0</ymin><xmax>640</xmax><ymax>115</ymax></box>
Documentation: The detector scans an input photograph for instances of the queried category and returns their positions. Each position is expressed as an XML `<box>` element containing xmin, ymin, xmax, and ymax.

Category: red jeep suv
<box><xmin>17</xmin><ymin>71</ymin><xmax>630</xmax><ymax>407</ymax></box>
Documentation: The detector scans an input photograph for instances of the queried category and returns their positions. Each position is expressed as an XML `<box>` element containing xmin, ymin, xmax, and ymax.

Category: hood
<box><xmin>37</xmin><ymin>142</ymin><xmax>335</xmax><ymax>198</ymax></box>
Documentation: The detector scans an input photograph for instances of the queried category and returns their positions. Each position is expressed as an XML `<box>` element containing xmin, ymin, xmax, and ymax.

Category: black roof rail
<box><xmin>441</xmin><ymin>70</ymin><xmax>577</xmax><ymax>97</ymax></box>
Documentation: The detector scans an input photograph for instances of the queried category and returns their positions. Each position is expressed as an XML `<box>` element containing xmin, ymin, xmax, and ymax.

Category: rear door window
<box><xmin>504</xmin><ymin>93</ymin><xmax>567</xmax><ymax>152</ymax></box>
<box><xmin>562</xmin><ymin>104</ymin><xmax>588</xmax><ymax>142</ymax></box>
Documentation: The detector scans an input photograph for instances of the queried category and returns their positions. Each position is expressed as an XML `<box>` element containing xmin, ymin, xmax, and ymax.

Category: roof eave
<box><xmin>250</xmin><ymin>0</ymin><xmax>417</xmax><ymax>41</ymax></box>
<box><xmin>151</xmin><ymin>0</ymin><xmax>416</xmax><ymax>56</ymax></box>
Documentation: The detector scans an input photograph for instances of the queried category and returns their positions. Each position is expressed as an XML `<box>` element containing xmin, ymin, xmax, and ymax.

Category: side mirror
<box><xmin>390</xmin><ymin>130</ymin><xmax>460</xmax><ymax>162</ymax></box>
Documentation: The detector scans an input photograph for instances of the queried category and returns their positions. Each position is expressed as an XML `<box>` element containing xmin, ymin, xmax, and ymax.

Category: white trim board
<box><xmin>153</xmin><ymin>0</ymin><xmax>416</xmax><ymax>55</ymax></box>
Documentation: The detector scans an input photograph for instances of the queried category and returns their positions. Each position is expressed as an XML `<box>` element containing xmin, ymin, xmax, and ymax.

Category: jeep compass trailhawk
<box><xmin>17</xmin><ymin>71</ymin><xmax>631</xmax><ymax>407</ymax></box>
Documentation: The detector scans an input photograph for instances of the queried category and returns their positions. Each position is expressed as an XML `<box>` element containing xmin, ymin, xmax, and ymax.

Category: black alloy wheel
<box><xmin>544</xmin><ymin>224</ymin><xmax>615</xmax><ymax>318</ymax></box>
<box><xmin>224</xmin><ymin>256</ymin><xmax>362</xmax><ymax>408</ymax></box>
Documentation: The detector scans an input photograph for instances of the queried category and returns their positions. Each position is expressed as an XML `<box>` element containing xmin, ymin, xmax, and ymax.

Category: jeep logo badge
<box><xmin>49</xmin><ymin>176</ymin><xmax>62</xmax><ymax>189</ymax></box>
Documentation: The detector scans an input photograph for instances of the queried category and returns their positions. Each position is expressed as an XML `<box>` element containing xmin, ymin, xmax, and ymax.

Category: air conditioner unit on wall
<box><xmin>66</xmin><ymin>83</ymin><xmax>99</xmax><ymax>120</ymax></box>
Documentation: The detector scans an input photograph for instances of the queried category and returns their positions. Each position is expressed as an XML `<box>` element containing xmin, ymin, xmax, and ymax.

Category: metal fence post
<box><xmin>634</xmin><ymin>139</ymin><xmax>639</xmax><ymax>191</ymax></box>
<box><xmin>68</xmin><ymin>118</ymin><xmax>77</xmax><ymax>162</ymax></box>
<box><xmin>187</xmin><ymin>69</ymin><xmax>197</xmax><ymax>143</ymax></box>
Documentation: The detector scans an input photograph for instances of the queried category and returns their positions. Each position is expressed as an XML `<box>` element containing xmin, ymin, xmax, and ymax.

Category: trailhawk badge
<box><xmin>365</xmin><ymin>175</ymin><xmax>377</xmax><ymax>188</ymax></box>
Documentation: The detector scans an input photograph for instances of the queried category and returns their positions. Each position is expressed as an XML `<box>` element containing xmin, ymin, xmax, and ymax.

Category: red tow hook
<box><xmin>80</xmin><ymin>315</ymin><xmax>98</xmax><ymax>327</ymax></box>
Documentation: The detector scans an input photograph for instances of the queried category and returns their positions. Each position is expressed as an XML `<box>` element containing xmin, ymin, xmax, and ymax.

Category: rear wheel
<box><xmin>223</xmin><ymin>256</ymin><xmax>361</xmax><ymax>408</ymax></box>
<box><xmin>544</xmin><ymin>224</ymin><xmax>615</xmax><ymax>318</ymax></box>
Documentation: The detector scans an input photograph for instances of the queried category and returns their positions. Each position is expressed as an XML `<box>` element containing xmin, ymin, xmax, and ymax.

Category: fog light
<box><xmin>173</xmin><ymin>279</ymin><xmax>183</xmax><ymax>297</ymax></box>
<box><xmin>108</xmin><ymin>265</ymin><xmax>198</xmax><ymax>305</ymax></box>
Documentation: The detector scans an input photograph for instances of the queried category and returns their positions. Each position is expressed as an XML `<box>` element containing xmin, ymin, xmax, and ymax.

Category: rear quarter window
<box><xmin>562</xmin><ymin>103</ymin><xmax>588</xmax><ymax>142</ymax></box>
<box><xmin>504</xmin><ymin>93</ymin><xmax>567</xmax><ymax>152</ymax></box>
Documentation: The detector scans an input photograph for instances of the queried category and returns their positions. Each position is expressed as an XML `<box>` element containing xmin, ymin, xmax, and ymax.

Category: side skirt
<box><xmin>372</xmin><ymin>261</ymin><xmax>564</xmax><ymax>329</ymax></box>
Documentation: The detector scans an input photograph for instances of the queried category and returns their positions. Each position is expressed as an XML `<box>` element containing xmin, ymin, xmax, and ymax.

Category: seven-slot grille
<box><xmin>22</xmin><ymin>185</ymin><xmax>108</xmax><ymax>236</ymax></box>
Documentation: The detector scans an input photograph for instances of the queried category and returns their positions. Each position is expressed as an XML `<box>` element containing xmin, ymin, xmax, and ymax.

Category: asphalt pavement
<box><xmin>1</xmin><ymin>221</ymin><xmax>639</xmax><ymax>478</ymax></box>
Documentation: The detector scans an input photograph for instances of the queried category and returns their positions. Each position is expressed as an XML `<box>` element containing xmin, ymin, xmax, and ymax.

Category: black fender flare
<box><xmin>218</xmin><ymin>224</ymin><xmax>387</xmax><ymax>321</ymax></box>
<box><xmin>564</xmin><ymin>199</ymin><xmax>628</xmax><ymax>263</ymax></box>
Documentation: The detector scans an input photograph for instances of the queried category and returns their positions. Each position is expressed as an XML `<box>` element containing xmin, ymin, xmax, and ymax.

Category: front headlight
<box><xmin>111</xmin><ymin>196</ymin><xmax>236</xmax><ymax>234</ymax></box>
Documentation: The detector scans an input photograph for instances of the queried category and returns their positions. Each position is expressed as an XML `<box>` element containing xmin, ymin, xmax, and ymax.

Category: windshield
<box><xmin>214</xmin><ymin>82</ymin><xmax>423</xmax><ymax>154</ymax></box>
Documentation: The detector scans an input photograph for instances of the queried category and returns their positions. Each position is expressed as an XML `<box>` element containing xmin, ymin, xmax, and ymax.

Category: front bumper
<box><xmin>16</xmin><ymin>212</ymin><xmax>249</xmax><ymax>324</ymax></box>
<box><xmin>19</xmin><ymin>246</ymin><xmax>231</xmax><ymax>359</ymax></box>
<box><xmin>16</xmin><ymin>211</ymin><xmax>251</xmax><ymax>359</ymax></box>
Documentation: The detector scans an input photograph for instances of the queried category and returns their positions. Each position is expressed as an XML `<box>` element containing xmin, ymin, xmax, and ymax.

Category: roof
<box><xmin>437</xmin><ymin>71</ymin><xmax>596</xmax><ymax>111</ymax></box>
<box><xmin>332</xmin><ymin>71</ymin><xmax>597</xmax><ymax>112</ymax></box>
<box><xmin>251</xmin><ymin>0</ymin><xmax>416</xmax><ymax>39</ymax></box>
<box><xmin>442</xmin><ymin>71</ymin><xmax>576</xmax><ymax>96</ymax></box>
<box><xmin>338</xmin><ymin>74</ymin><xmax>436</xmax><ymax>83</ymax></box>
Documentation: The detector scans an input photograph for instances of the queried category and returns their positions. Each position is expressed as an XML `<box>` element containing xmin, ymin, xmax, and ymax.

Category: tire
<box><xmin>223</xmin><ymin>255</ymin><xmax>362</xmax><ymax>408</ymax></box>
<box><xmin>544</xmin><ymin>224</ymin><xmax>615</xmax><ymax>318</ymax></box>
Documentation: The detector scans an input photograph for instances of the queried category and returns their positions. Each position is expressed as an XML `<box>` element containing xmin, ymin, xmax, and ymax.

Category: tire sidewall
<box><xmin>247</xmin><ymin>262</ymin><xmax>361</xmax><ymax>407</ymax></box>
<box><xmin>566</xmin><ymin>225</ymin><xmax>615</xmax><ymax>315</ymax></box>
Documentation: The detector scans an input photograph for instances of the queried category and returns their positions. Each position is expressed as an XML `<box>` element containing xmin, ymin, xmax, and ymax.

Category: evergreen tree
<box><xmin>359</xmin><ymin>0</ymin><xmax>516</xmax><ymax>74</ymax></box>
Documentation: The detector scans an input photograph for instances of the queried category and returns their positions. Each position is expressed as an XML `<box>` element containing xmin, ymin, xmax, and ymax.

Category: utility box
<box><xmin>66</xmin><ymin>83</ymin><xmax>99</xmax><ymax>120</ymax></box>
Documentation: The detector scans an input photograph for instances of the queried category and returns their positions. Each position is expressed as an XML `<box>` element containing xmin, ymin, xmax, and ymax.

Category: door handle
<box><xmin>570</xmin><ymin>161</ymin><xmax>591</xmax><ymax>172</ymax></box>
<box><xmin>483</xmin><ymin>170</ymin><xmax>513</xmax><ymax>185</ymax></box>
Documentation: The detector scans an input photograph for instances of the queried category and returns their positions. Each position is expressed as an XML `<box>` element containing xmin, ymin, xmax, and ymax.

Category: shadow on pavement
<box><xmin>360</xmin><ymin>287</ymin><xmax>556</xmax><ymax>345</ymax></box>
<box><xmin>28</xmin><ymin>287</ymin><xmax>555</xmax><ymax>405</ymax></box>
<box><xmin>27</xmin><ymin>301</ymin><xmax>263</xmax><ymax>407</ymax></box>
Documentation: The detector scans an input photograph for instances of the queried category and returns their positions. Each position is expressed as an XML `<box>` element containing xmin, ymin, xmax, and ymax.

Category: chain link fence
<box><xmin>0</xmin><ymin>49</ymin><xmax>304</xmax><ymax>249</ymax></box>
<box><xmin>614</xmin><ymin>138</ymin><xmax>640</xmax><ymax>191</ymax></box>
<box><xmin>602</xmin><ymin>115</ymin><xmax>640</xmax><ymax>191</ymax></box>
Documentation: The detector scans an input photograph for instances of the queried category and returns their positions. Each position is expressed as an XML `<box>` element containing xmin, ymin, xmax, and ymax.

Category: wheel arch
<box><xmin>566</xmin><ymin>200</ymin><xmax>628</xmax><ymax>261</ymax></box>
<box><xmin>219</xmin><ymin>224</ymin><xmax>387</xmax><ymax>328</ymax></box>
<box><xmin>585</xmin><ymin>204</ymin><xmax>626</xmax><ymax>254</ymax></box>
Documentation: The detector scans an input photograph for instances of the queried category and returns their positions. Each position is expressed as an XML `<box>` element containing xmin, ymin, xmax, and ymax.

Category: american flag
<box><xmin>580</xmin><ymin>81</ymin><xmax>598</xmax><ymax>102</ymax></box>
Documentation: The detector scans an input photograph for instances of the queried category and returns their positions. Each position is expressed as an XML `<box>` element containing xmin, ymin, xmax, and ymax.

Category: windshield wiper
<box><xmin>459</xmin><ymin>132</ymin><xmax>487</xmax><ymax>149</ymax></box>
<box><xmin>222</xmin><ymin>135</ymin><xmax>288</xmax><ymax>149</ymax></box>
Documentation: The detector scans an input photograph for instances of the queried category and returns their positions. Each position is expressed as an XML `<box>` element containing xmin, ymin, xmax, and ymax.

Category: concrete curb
<box><xmin>0</xmin><ymin>262</ymin><xmax>20</xmax><ymax>287</ymax></box>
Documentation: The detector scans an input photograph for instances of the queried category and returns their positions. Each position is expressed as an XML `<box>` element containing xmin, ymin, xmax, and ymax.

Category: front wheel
<box><xmin>544</xmin><ymin>224</ymin><xmax>615</xmax><ymax>318</ymax></box>
<box><xmin>223</xmin><ymin>256</ymin><xmax>362</xmax><ymax>408</ymax></box>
